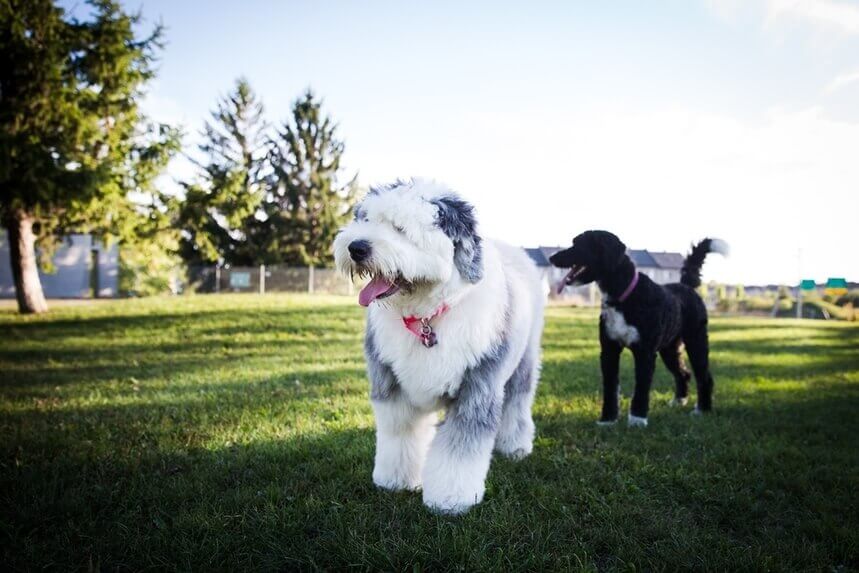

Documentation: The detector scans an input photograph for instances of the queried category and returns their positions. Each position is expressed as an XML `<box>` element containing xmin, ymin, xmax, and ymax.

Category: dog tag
<box><xmin>421</xmin><ymin>331</ymin><xmax>437</xmax><ymax>348</ymax></box>
<box><xmin>420</xmin><ymin>320</ymin><xmax>438</xmax><ymax>348</ymax></box>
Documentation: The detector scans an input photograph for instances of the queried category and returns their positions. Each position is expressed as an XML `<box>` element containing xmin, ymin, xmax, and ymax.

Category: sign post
<box><xmin>825</xmin><ymin>278</ymin><xmax>848</xmax><ymax>298</ymax></box>
<box><xmin>799</xmin><ymin>279</ymin><xmax>816</xmax><ymax>319</ymax></box>
<box><xmin>229</xmin><ymin>271</ymin><xmax>251</xmax><ymax>290</ymax></box>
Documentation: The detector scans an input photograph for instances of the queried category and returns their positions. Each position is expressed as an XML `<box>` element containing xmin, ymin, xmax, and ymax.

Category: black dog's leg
<box><xmin>598</xmin><ymin>325</ymin><xmax>623</xmax><ymax>424</ymax></box>
<box><xmin>659</xmin><ymin>342</ymin><xmax>691</xmax><ymax>405</ymax></box>
<box><xmin>685</xmin><ymin>328</ymin><xmax>714</xmax><ymax>413</ymax></box>
<box><xmin>629</xmin><ymin>347</ymin><xmax>656</xmax><ymax>426</ymax></box>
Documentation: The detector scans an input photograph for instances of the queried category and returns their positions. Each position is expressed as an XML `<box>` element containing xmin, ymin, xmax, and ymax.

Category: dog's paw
<box><xmin>421</xmin><ymin>456</ymin><xmax>486</xmax><ymax>515</ymax></box>
<box><xmin>494</xmin><ymin>429</ymin><xmax>534</xmax><ymax>460</ymax></box>
<box><xmin>627</xmin><ymin>413</ymin><xmax>649</xmax><ymax>427</ymax></box>
<box><xmin>690</xmin><ymin>405</ymin><xmax>711</xmax><ymax>416</ymax></box>
<box><xmin>372</xmin><ymin>465</ymin><xmax>422</xmax><ymax>492</ymax></box>
<box><xmin>494</xmin><ymin>416</ymin><xmax>535</xmax><ymax>460</ymax></box>
<box><xmin>596</xmin><ymin>418</ymin><xmax>618</xmax><ymax>427</ymax></box>
<box><xmin>421</xmin><ymin>478</ymin><xmax>484</xmax><ymax>515</ymax></box>
<box><xmin>495</xmin><ymin>442</ymin><xmax>532</xmax><ymax>460</ymax></box>
<box><xmin>372</xmin><ymin>472</ymin><xmax>421</xmax><ymax>492</ymax></box>
<box><xmin>423</xmin><ymin>492</ymin><xmax>482</xmax><ymax>515</ymax></box>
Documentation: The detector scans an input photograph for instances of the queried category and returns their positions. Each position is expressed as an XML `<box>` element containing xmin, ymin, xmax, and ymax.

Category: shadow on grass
<box><xmin>3</xmin><ymin>384</ymin><xmax>858</xmax><ymax>571</ymax></box>
<box><xmin>2</xmin><ymin>341</ymin><xmax>365</xmax><ymax>392</ymax></box>
<box><xmin>2</xmin><ymin>303</ymin><xmax>859</xmax><ymax>569</ymax></box>
<box><xmin>3</xmin><ymin>425</ymin><xmax>376</xmax><ymax>570</ymax></box>
<box><xmin>1</xmin><ymin>305</ymin><xmax>366</xmax><ymax>394</ymax></box>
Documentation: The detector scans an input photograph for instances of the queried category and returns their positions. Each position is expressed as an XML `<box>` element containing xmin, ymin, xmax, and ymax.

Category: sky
<box><xmin>77</xmin><ymin>0</ymin><xmax>859</xmax><ymax>285</ymax></box>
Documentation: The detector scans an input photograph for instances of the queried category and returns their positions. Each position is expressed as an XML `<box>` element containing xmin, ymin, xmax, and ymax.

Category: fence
<box><xmin>184</xmin><ymin>264</ymin><xmax>604</xmax><ymax>303</ymax></box>
<box><xmin>184</xmin><ymin>265</ymin><xmax>357</xmax><ymax>295</ymax></box>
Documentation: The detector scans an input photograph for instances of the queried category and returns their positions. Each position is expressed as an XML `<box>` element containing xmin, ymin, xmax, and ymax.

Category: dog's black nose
<box><xmin>348</xmin><ymin>240</ymin><xmax>371</xmax><ymax>263</ymax></box>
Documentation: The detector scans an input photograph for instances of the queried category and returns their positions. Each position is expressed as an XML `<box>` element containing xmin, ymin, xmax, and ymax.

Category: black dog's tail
<box><xmin>681</xmin><ymin>238</ymin><xmax>729</xmax><ymax>288</ymax></box>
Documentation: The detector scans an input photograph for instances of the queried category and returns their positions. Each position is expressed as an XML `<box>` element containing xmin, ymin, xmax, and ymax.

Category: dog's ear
<box><xmin>597</xmin><ymin>232</ymin><xmax>627</xmax><ymax>270</ymax></box>
<box><xmin>352</xmin><ymin>202</ymin><xmax>366</xmax><ymax>222</ymax></box>
<box><xmin>432</xmin><ymin>196</ymin><xmax>484</xmax><ymax>283</ymax></box>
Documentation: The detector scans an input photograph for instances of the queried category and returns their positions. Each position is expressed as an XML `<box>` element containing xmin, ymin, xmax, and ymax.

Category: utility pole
<box><xmin>796</xmin><ymin>248</ymin><xmax>803</xmax><ymax>319</ymax></box>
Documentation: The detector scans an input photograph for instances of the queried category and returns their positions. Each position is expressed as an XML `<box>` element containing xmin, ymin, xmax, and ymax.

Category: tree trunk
<box><xmin>5</xmin><ymin>210</ymin><xmax>49</xmax><ymax>314</ymax></box>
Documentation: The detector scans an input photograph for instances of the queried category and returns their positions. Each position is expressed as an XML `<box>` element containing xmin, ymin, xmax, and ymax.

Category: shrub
<box><xmin>775</xmin><ymin>298</ymin><xmax>855</xmax><ymax>320</ymax></box>
<box><xmin>836</xmin><ymin>290</ymin><xmax>859</xmax><ymax>307</ymax></box>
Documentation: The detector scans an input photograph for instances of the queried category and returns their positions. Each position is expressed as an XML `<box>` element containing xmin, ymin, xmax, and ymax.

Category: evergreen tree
<box><xmin>254</xmin><ymin>90</ymin><xmax>356</xmax><ymax>266</ymax></box>
<box><xmin>0</xmin><ymin>0</ymin><xmax>180</xmax><ymax>313</ymax></box>
<box><xmin>175</xmin><ymin>78</ymin><xmax>268</xmax><ymax>266</ymax></box>
<box><xmin>117</xmin><ymin>124</ymin><xmax>184</xmax><ymax>296</ymax></box>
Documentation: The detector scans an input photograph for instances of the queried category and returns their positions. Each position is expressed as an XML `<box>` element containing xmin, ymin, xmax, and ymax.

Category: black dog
<box><xmin>549</xmin><ymin>230</ymin><xmax>728</xmax><ymax>426</ymax></box>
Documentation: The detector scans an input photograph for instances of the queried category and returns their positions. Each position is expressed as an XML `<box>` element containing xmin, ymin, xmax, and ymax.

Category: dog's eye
<box><xmin>393</xmin><ymin>224</ymin><xmax>405</xmax><ymax>234</ymax></box>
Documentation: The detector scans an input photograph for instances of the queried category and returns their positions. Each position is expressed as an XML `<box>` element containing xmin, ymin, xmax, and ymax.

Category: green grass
<box><xmin>2</xmin><ymin>295</ymin><xmax>858</xmax><ymax>571</ymax></box>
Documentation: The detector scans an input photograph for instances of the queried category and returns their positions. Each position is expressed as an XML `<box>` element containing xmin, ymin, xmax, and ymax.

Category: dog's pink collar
<box><xmin>617</xmin><ymin>271</ymin><xmax>639</xmax><ymax>303</ymax></box>
<box><xmin>402</xmin><ymin>304</ymin><xmax>449</xmax><ymax>348</ymax></box>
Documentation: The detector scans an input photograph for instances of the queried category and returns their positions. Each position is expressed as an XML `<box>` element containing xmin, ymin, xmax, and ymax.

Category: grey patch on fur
<box><xmin>436</xmin><ymin>286</ymin><xmax>512</xmax><ymax>455</ymax></box>
<box><xmin>353</xmin><ymin>204</ymin><xmax>366</xmax><ymax>221</ymax></box>
<box><xmin>365</xmin><ymin>323</ymin><xmax>399</xmax><ymax>400</ymax></box>
<box><xmin>431</xmin><ymin>195</ymin><xmax>484</xmax><ymax>283</ymax></box>
<box><xmin>497</xmin><ymin>330</ymin><xmax>538</xmax><ymax>448</ymax></box>
<box><xmin>504</xmin><ymin>351</ymin><xmax>533</xmax><ymax>398</ymax></box>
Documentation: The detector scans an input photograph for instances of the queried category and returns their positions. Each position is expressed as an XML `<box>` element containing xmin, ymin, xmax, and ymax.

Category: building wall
<box><xmin>0</xmin><ymin>233</ymin><xmax>119</xmax><ymax>298</ymax></box>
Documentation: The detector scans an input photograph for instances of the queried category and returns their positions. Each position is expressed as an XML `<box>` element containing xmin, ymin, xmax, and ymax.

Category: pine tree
<box><xmin>0</xmin><ymin>0</ymin><xmax>180</xmax><ymax>313</ymax></box>
<box><xmin>175</xmin><ymin>78</ymin><xmax>268</xmax><ymax>266</ymax></box>
<box><xmin>255</xmin><ymin>90</ymin><xmax>356</xmax><ymax>266</ymax></box>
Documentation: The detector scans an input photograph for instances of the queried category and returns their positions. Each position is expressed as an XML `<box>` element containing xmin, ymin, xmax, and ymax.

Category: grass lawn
<box><xmin>2</xmin><ymin>294</ymin><xmax>858</xmax><ymax>571</ymax></box>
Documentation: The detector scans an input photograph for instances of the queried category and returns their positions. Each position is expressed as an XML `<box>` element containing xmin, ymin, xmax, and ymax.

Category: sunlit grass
<box><xmin>2</xmin><ymin>295</ymin><xmax>858</xmax><ymax>570</ymax></box>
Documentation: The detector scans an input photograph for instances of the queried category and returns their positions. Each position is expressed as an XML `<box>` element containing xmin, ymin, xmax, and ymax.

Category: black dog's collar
<box><xmin>617</xmin><ymin>271</ymin><xmax>640</xmax><ymax>303</ymax></box>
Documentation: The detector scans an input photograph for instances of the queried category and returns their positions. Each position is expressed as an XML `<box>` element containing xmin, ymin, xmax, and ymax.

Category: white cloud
<box><xmin>765</xmin><ymin>0</ymin><xmax>859</xmax><ymax>35</ymax></box>
<box><xmin>709</xmin><ymin>0</ymin><xmax>859</xmax><ymax>35</ymax></box>
<box><xmin>824</xmin><ymin>68</ymin><xmax>859</xmax><ymax>93</ymax></box>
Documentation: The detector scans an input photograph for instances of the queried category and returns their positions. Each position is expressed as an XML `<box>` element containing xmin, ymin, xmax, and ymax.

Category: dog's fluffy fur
<box><xmin>334</xmin><ymin>179</ymin><xmax>545</xmax><ymax>514</ymax></box>
<box><xmin>550</xmin><ymin>230</ymin><xmax>728</xmax><ymax>426</ymax></box>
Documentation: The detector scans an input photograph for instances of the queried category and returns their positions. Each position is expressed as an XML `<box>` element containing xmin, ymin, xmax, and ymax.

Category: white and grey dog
<box><xmin>333</xmin><ymin>179</ymin><xmax>545</xmax><ymax>514</ymax></box>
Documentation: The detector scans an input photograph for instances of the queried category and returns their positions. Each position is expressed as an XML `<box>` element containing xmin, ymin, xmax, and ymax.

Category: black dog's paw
<box><xmin>690</xmin><ymin>405</ymin><xmax>712</xmax><ymax>416</ymax></box>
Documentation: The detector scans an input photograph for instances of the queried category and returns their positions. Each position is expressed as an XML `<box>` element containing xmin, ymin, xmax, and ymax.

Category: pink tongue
<box><xmin>359</xmin><ymin>276</ymin><xmax>395</xmax><ymax>307</ymax></box>
<box><xmin>557</xmin><ymin>268</ymin><xmax>576</xmax><ymax>294</ymax></box>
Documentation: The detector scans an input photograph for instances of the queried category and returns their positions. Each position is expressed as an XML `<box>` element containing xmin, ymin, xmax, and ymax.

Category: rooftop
<box><xmin>525</xmin><ymin>246</ymin><xmax>685</xmax><ymax>270</ymax></box>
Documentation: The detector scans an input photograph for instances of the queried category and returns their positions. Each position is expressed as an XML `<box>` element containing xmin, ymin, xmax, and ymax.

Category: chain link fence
<box><xmin>181</xmin><ymin>264</ymin><xmax>603</xmax><ymax>306</ymax></box>
<box><xmin>184</xmin><ymin>265</ymin><xmax>357</xmax><ymax>295</ymax></box>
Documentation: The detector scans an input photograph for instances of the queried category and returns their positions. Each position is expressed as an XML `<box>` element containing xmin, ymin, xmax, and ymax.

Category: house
<box><xmin>627</xmin><ymin>250</ymin><xmax>685</xmax><ymax>285</ymax></box>
<box><xmin>524</xmin><ymin>245</ymin><xmax>687</xmax><ymax>305</ymax></box>
<box><xmin>0</xmin><ymin>233</ymin><xmax>119</xmax><ymax>299</ymax></box>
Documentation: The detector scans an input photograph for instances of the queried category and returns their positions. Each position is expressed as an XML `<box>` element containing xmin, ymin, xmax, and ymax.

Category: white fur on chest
<box><xmin>602</xmin><ymin>306</ymin><xmax>640</xmax><ymax>346</ymax></box>
<box><xmin>369</xmin><ymin>240</ymin><xmax>538</xmax><ymax>411</ymax></box>
<box><xmin>373</xmin><ymin>307</ymin><xmax>498</xmax><ymax>410</ymax></box>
